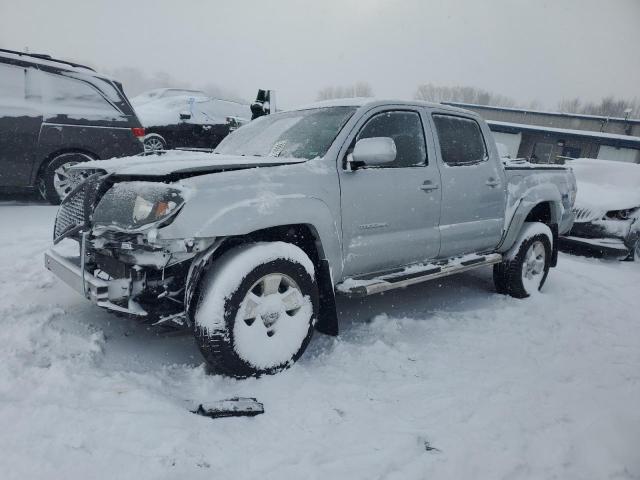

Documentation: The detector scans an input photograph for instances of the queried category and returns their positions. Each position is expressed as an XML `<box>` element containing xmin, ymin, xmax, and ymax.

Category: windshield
<box><xmin>214</xmin><ymin>106</ymin><xmax>357</xmax><ymax>159</ymax></box>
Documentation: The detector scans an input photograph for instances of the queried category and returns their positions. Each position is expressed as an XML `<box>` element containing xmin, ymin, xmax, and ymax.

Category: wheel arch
<box><xmin>185</xmin><ymin>223</ymin><xmax>339</xmax><ymax>336</ymax></box>
<box><xmin>499</xmin><ymin>197</ymin><xmax>563</xmax><ymax>267</ymax></box>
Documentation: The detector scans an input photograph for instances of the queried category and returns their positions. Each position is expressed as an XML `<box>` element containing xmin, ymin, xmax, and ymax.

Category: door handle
<box><xmin>486</xmin><ymin>178</ymin><xmax>500</xmax><ymax>187</ymax></box>
<box><xmin>420</xmin><ymin>181</ymin><xmax>439</xmax><ymax>192</ymax></box>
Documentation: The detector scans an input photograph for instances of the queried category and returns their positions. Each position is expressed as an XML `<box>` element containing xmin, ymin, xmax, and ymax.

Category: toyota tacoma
<box><xmin>45</xmin><ymin>99</ymin><xmax>576</xmax><ymax>377</ymax></box>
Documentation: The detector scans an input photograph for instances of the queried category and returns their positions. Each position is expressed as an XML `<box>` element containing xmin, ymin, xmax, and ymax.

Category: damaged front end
<box><xmin>563</xmin><ymin>205</ymin><xmax>640</xmax><ymax>259</ymax></box>
<box><xmin>44</xmin><ymin>174</ymin><xmax>216</xmax><ymax>327</ymax></box>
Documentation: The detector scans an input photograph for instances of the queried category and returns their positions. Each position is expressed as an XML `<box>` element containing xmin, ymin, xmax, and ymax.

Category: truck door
<box><xmin>430</xmin><ymin>113</ymin><xmax>505</xmax><ymax>257</ymax></box>
<box><xmin>0</xmin><ymin>61</ymin><xmax>42</xmax><ymax>187</ymax></box>
<box><xmin>339</xmin><ymin>108</ymin><xmax>441</xmax><ymax>277</ymax></box>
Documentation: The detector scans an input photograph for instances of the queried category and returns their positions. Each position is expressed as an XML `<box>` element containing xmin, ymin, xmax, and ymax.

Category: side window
<box><xmin>356</xmin><ymin>111</ymin><xmax>427</xmax><ymax>167</ymax></box>
<box><xmin>0</xmin><ymin>63</ymin><xmax>26</xmax><ymax>101</ymax></box>
<box><xmin>40</xmin><ymin>72</ymin><xmax>120</xmax><ymax>114</ymax></box>
<box><xmin>432</xmin><ymin>114</ymin><xmax>487</xmax><ymax>165</ymax></box>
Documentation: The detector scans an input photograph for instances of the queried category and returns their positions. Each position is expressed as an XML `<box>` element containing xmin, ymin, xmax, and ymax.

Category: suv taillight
<box><xmin>131</xmin><ymin>127</ymin><xmax>145</xmax><ymax>138</ymax></box>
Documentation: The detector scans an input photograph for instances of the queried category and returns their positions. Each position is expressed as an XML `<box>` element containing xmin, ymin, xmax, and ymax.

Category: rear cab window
<box><xmin>432</xmin><ymin>114</ymin><xmax>487</xmax><ymax>166</ymax></box>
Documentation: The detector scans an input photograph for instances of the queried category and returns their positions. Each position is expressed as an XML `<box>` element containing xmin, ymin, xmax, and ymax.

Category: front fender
<box><xmin>162</xmin><ymin>194</ymin><xmax>344</xmax><ymax>280</ymax></box>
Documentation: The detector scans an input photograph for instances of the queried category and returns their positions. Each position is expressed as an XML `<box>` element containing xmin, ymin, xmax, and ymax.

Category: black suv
<box><xmin>0</xmin><ymin>49</ymin><xmax>144</xmax><ymax>204</ymax></box>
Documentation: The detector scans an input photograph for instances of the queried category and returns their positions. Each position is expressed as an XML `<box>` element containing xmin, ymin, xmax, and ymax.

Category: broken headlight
<box><xmin>604</xmin><ymin>207</ymin><xmax>639</xmax><ymax>221</ymax></box>
<box><xmin>92</xmin><ymin>182</ymin><xmax>186</xmax><ymax>232</ymax></box>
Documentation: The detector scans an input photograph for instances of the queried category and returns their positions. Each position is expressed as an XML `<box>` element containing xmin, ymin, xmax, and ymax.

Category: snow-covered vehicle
<box><xmin>0</xmin><ymin>48</ymin><xmax>144</xmax><ymax>204</ymax></box>
<box><xmin>562</xmin><ymin>158</ymin><xmax>640</xmax><ymax>260</ymax></box>
<box><xmin>135</xmin><ymin>95</ymin><xmax>250</xmax><ymax>151</ymax></box>
<box><xmin>130</xmin><ymin>88</ymin><xmax>208</xmax><ymax>107</ymax></box>
<box><xmin>44</xmin><ymin>99</ymin><xmax>576</xmax><ymax>377</ymax></box>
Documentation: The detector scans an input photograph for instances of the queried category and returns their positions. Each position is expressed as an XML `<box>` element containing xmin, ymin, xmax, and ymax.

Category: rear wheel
<box><xmin>191</xmin><ymin>242</ymin><xmax>318</xmax><ymax>377</ymax></box>
<box><xmin>143</xmin><ymin>134</ymin><xmax>166</xmax><ymax>152</ymax></box>
<box><xmin>38</xmin><ymin>152</ymin><xmax>93</xmax><ymax>204</ymax></box>
<box><xmin>494</xmin><ymin>223</ymin><xmax>552</xmax><ymax>298</ymax></box>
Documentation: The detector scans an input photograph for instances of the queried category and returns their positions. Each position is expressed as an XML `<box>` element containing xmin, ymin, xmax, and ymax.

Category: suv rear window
<box><xmin>40</xmin><ymin>72</ymin><xmax>120</xmax><ymax>115</ymax></box>
<box><xmin>433</xmin><ymin>114</ymin><xmax>487</xmax><ymax>165</ymax></box>
<box><xmin>0</xmin><ymin>63</ymin><xmax>25</xmax><ymax>101</ymax></box>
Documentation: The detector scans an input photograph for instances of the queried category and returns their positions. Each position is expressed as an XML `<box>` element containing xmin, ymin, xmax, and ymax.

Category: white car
<box><xmin>563</xmin><ymin>158</ymin><xmax>640</xmax><ymax>260</ymax></box>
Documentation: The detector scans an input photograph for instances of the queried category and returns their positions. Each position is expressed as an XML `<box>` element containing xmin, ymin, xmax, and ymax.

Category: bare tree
<box><xmin>557</xmin><ymin>97</ymin><xmax>581</xmax><ymax>113</ymax></box>
<box><xmin>316</xmin><ymin>81</ymin><xmax>374</xmax><ymax>100</ymax></box>
<box><xmin>556</xmin><ymin>96</ymin><xmax>640</xmax><ymax>118</ymax></box>
<box><xmin>414</xmin><ymin>83</ymin><xmax>517</xmax><ymax>107</ymax></box>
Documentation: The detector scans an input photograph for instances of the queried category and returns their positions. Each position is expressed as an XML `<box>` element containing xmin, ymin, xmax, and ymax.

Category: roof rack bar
<box><xmin>0</xmin><ymin>48</ymin><xmax>95</xmax><ymax>72</ymax></box>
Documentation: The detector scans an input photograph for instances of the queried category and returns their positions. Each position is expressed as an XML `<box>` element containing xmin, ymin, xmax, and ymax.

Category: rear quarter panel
<box><xmin>499</xmin><ymin>166</ymin><xmax>575</xmax><ymax>252</ymax></box>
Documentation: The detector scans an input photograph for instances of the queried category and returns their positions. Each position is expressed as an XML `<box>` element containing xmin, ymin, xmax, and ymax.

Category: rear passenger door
<box><xmin>430</xmin><ymin>113</ymin><xmax>505</xmax><ymax>257</ymax></box>
<box><xmin>0</xmin><ymin>61</ymin><xmax>42</xmax><ymax>187</ymax></box>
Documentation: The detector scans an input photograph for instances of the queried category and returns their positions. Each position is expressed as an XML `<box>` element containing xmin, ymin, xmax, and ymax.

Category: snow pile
<box><xmin>569</xmin><ymin>158</ymin><xmax>640</xmax><ymax>211</ymax></box>
<box><xmin>1</xmin><ymin>202</ymin><xmax>639</xmax><ymax>479</ymax></box>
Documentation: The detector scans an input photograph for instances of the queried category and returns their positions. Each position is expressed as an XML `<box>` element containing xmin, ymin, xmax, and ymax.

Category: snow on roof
<box><xmin>446</xmin><ymin>101</ymin><xmax>640</xmax><ymax>124</ymax></box>
<box><xmin>290</xmin><ymin>98</ymin><xmax>467</xmax><ymax>112</ymax></box>
<box><xmin>292</xmin><ymin>98</ymin><xmax>375</xmax><ymax>110</ymax></box>
<box><xmin>488</xmin><ymin>120</ymin><xmax>640</xmax><ymax>145</ymax></box>
<box><xmin>0</xmin><ymin>49</ymin><xmax>103</xmax><ymax>76</ymax></box>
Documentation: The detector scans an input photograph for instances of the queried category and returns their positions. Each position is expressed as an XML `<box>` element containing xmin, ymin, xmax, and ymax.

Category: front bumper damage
<box><xmin>45</xmin><ymin>231</ymin><xmax>218</xmax><ymax>327</ymax></box>
<box><xmin>45</xmin><ymin>247</ymin><xmax>129</xmax><ymax>313</ymax></box>
<box><xmin>563</xmin><ymin>218</ymin><xmax>639</xmax><ymax>257</ymax></box>
<box><xmin>45</xmin><ymin>173</ymin><xmax>220</xmax><ymax>326</ymax></box>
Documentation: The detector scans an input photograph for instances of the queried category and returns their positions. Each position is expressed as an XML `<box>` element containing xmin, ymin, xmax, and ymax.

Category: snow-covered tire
<box><xmin>38</xmin><ymin>152</ymin><xmax>93</xmax><ymax>204</ymax></box>
<box><xmin>191</xmin><ymin>242</ymin><xmax>319</xmax><ymax>378</ymax></box>
<box><xmin>493</xmin><ymin>222</ymin><xmax>552</xmax><ymax>298</ymax></box>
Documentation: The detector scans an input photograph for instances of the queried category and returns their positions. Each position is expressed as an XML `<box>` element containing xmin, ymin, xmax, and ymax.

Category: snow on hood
<box><xmin>569</xmin><ymin>158</ymin><xmax>640</xmax><ymax>211</ymax></box>
<box><xmin>73</xmin><ymin>150</ymin><xmax>306</xmax><ymax>177</ymax></box>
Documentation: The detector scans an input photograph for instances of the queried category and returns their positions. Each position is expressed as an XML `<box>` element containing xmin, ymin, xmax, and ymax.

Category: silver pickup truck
<box><xmin>45</xmin><ymin>99</ymin><xmax>576</xmax><ymax>377</ymax></box>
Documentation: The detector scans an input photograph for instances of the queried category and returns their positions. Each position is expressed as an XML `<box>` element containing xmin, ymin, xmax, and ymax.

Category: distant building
<box><xmin>444</xmin><ymin>102</ymin><xmax>640</xmax><ymax>164</ymax></box>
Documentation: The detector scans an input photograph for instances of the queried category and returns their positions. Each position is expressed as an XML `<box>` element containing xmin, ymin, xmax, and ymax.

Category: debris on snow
<box><xmin>192</xmin><ymin>397</ymin><xmax>264</xmax><ymax>419</ymax></box>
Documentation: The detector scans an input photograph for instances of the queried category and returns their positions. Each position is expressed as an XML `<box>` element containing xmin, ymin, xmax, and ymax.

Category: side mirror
<box><xmin>179</xmin><ymin>111</ymin><xmax>191</xmax><ymax>120</ymax></box>
<box><xmin>351</xmin><ymin>137</ymin><xmax>397</xmax><ymax>167</ymax></box>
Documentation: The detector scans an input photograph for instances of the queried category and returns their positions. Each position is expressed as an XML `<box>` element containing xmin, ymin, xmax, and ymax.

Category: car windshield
<box><xmin>214</xmin><ymin>106</ymin><xmax>357</xmax><ymax>160</ymax></box>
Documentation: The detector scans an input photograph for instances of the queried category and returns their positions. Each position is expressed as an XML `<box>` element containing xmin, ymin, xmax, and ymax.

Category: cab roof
<box><xmin>291</xmin><ymin>97</ymin><xmax>474</xmax><ymax>115</ymax></box>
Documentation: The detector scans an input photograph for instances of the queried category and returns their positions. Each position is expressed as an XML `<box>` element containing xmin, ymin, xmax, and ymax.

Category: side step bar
<box><xmin>336</xmin><ymin>253</ymin><xmax>503</xmax><ymax>297</ymax></box>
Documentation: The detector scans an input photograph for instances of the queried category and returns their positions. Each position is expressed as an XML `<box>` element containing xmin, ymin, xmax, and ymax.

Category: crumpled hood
<box><xmin>72</xmin><ymin>150</ymin><xmax>306</xmax><ymax>177</ymax></box>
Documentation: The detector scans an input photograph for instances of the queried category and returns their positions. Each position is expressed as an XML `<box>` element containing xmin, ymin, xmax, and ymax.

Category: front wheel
<box><xmin>494</xmin><ymin>223</ymin><xmax>552</xmax><ymax>298</ymax></box>
<box><xmin>191</xmin><ymin>242</ymin><xmax>319</xmax><ymax>378</ymax></box>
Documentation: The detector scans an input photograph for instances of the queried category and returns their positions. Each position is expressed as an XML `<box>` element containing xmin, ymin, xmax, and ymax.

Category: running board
<box><xmin>336</xmin><ymin>253</ymin><xmax>503</xmax><ymax>297</ymax></box>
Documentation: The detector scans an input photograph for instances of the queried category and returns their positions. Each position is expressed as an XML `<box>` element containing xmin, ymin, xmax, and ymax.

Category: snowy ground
<box><xmin>1</xmin><ymin>199</ymin><xmax>639</xmax><ymax>480</ymax></box>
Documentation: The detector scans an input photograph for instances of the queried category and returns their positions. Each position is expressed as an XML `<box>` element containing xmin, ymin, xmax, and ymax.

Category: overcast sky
<box><xmin>1</xmin><ymin>0</ymin><xmax>638</xmax><ymax>109</ymax></box>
